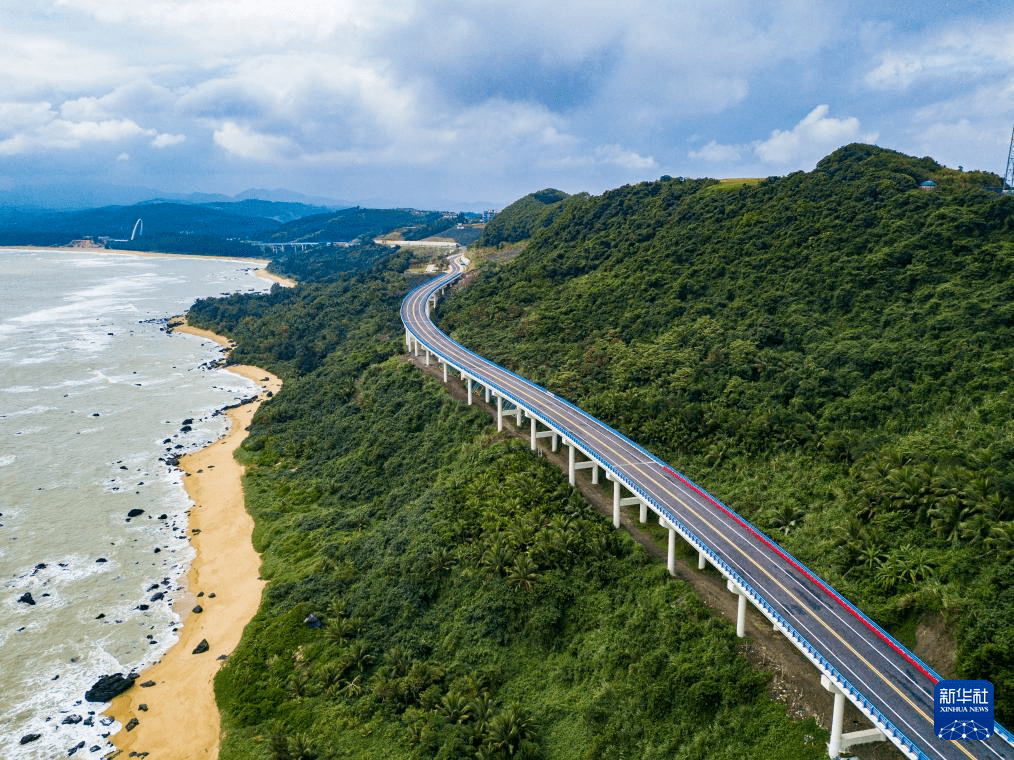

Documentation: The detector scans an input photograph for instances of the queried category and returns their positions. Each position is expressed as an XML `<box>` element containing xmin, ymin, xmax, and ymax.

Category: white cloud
<box><xmin>0</xmin><ymin>0</ymin><xmax>1000</xmax><ymax>204</ymax></box>
<box><xmin>593</xmin><ymin>144</ymin><xmax>657</xmax><ymax>171</ymax></box>
<box><xmin>213</xmin><ymin>121</ymin><xmax>296</xmax><ymax>161</ymax></box>
<box><xmin>865</xmin><ymin>23</ymin><xmax>1014</xmax><ymax>91</ymax></box>
<box><xmin>754</xmin><ymin>105</ymin><xmax>874</xmax><ymax>165</ymax></box>
<box><xmin>0</xmin><ymin>101</ymin><xmax>163</xmax><ymax>155</ymax></box>
<box><xmin>0</xmin><ymin>35</ymin><xmax>125</xmax><ymax>99</ymax></box>
<box><xmin>689</xmin><ymin>140</ymin><xmax>743</xmax><ymax>163</ymax></box>
<box><xmin>151</xmin><ymin>133</ymin><xmax>185</xmax><ymax>148</ymax></box>
<box><xmin>689</xmin><ymin>106</ymin><xmax>875</xmax><ymax>172</ymax></box>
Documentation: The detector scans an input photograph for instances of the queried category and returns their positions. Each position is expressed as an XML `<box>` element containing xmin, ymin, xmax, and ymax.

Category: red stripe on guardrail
<box><xmin>661</xmin><ymin>465</ymin><xmax>937</xmax><ymax>684</ymax></box>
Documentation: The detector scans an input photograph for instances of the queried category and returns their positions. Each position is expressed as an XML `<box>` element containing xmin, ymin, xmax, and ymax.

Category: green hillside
<box><xmin>439</xmin><ymin>144</ymin><xmax>1014</xmax><ymax>721</ymax></box>
<box><xmin>477</xmin><ymin>189</ymin><xmax>574</xmax><ymax>247</ymax></box>
<box><xmin>264</xmin><ymin>207</ymin><xmax>459</xmax><ymax>243</ymax></box>
<box><xmin>188</xmin><ymin>254</ymin><xmax>826</xmax><ymax>759</ymax></box>
<box><xmin>182</xmin><ymin>143</ymin><xmax>1014</xmax><ymax>758</ymax></box>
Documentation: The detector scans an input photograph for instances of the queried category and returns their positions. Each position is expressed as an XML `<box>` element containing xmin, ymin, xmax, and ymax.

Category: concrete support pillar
<box><xmin>727</xmin><ymin>579</ymin><xmax>746</xmax><ymax>638</ymax></box>
<box><xmin>442</xmin><ymin>361</ymin><xmax>448</xmax><ymax>383</ymax></box>
<box><xmin>737</xmin><ymin>592</ymin><xmax>747</xmax><ymax>638</ymax></box>
<box><xmin>667</xmin><ymin>527</ymin><xmax>676</xmax><ymax>576</ymax></box>
<box><xmin>413</xmin><ymin>338</ymin><xmax>419</xmax><ymax>357</ymax></box>
<box><xmin>530</xmin><ymin>418</ymin><xmax>537</xmax><ymax>451</ymax></box>
<box><xmin>639</xmin><ymin>500</ymin><xmax>648</xmax><ymax>524</ymax></box>
<box><xmin>828</xmin><ymin>689</ymin><xmax>845</xmax><ymax>758</ymax></box>
<box><xmin>819</xmin><ymin>675</ymin><xmax>885</xmax><ymax>757</ymax></box>
<box><xmin>612</xmin><ymin>479</ymin><xmax>621</xmax><ymax>529</ymax></box>
<box><xmin>568</xmin><ymin>444</ymin><xmax>576</xmax><ymax>486</ymax></box>
<box><xmin>484</xmin><ymin>386</ymin><xmax>491</xmax><ymax>404</ymax></box>
<box><xmin>405</xmin><ymin>328</ymin><xmax>412</xmax><ymax>350</ymax></box>
<box><xmin>592</xmin><ymin>464</ymin><xmax>599</xmax><ymax>485</ymax></box>
<box><xmin>425</xmin><ymin>348</ymin><xmax>430</xmax><ymax>366</ymax></box>
<box><xmin>551</xmin><ymin>433</ymin><xmax>558</xmax><ymax>452</ymax></box>
<box><xmin>466</xmin><ymin>377</ymin><xmax>473</xmax><ymax>405</ymax></box>
<box><xmin>515</xmin><ymin>404</ymin><xmax>522</xmax><ymax>426</ymax></box>
<box><xmin>698</xmin><ymin>550</ymin><xmax>707</xmax><ymax>570</ymax></box>
<box><xmin>496</xmin><ymin>395</ymin><xmax>503</xmax><ymax>432</ymax></box>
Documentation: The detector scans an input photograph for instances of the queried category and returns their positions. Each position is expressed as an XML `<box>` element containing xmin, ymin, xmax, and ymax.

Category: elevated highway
<box><xmin>401</xmin><ymin>255</ymin><xmax>1013</xmax><ymax>760</ymax></box>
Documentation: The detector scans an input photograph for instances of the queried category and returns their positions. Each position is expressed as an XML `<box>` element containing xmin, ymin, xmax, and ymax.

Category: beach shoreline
<box><xmin>0</xmin><ymin>245</ymin><xmax>297</xmax><ymax>288</ymax></box>
<box><xmin>105</xmin><ymin>320</ymin><xmax>281</xmax><ymax>760</ymax></box>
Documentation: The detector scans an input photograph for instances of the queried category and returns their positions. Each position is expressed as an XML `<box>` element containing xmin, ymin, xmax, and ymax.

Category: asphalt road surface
<box><xmin>402</xmin><ymin>255</ymin><xmax>1013</xmax><ymax>760</ymax></box>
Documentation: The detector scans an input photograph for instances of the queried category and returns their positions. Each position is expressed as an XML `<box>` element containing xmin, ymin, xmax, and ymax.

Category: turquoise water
<box><xmin>0</xmin><ymin>250</ymin><xmax>273</xmax><ymax>758</ymax></box>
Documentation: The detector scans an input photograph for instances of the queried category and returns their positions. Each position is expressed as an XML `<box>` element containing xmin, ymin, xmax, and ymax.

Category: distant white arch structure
<box><xmin>130</xmin><ymin>218</ymin><xmax>143</xmax><ymax>241</ymax></box>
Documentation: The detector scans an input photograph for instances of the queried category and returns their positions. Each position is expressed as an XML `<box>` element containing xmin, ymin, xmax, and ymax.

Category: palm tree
<box><xmin>482</xmin><ymin>704</ymin><xmax>539</xmax><ymax>759</ymax></box>
<box><xmin>929</xmin><ymin>494</ymin><xmax>976</xmax><ymax>547</ymax></box>
<box><xmin>326</xmin><ymin>616</ymin><xmax>355</xmax><ymax>647</ymax></box>
<box><xmin>857</xmin><ymin>543</ymin><xmax>884</xmax><ymax>573</ymax></box>
<box><xmin>985</xmin><ymin>521</ymin><xmax>1014</xmax><ymax>560</ymax></box>
<box><xmin>480</xmin><ymin>541</ymin><xmax>514</xmax><ymax>576</ymax></box>
<box><xmin>507</xmin><ymin>555</ymin><xmax>539</xmax><ymax>592</ymax></box>
<box><xmin>427</xmin><ymin>545</ymin><xmax>455</xmax><ymax>575</ymax></box>
<box><xmin>346</xmin><ymin>642</ymin><xmax>373</xmax><ymax>675</ymax></box>
<box><xmin>769</xmin><ymin>503</ymin><xmax>805</xmax><ymax>535</ymax></box>
<box><xmin>439</xmin><ymin>691</ymin><xmax>472</xmax><ymax>725</ymax></box>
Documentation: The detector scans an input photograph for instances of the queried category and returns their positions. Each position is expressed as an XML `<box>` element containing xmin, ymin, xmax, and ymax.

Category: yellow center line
<box><xmin>630</xmin><ymin>459</ymin><xmax>981</xmax><ymax>760</ymax></box>
<box><xmin>443</xmin><ymin>345</ymin><xmax>962</xmax><ymax>758</ymax></box>
<box><xmin>409</xmin><ymin>292</ymin><xmax>985</xmax><ymax>760</ymax></box>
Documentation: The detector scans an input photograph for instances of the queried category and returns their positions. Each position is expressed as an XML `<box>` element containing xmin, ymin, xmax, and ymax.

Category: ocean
<box><xmin>0</xmin><ymin>249</ymin><xmax>274</xmax><ymax>758</ymax></box>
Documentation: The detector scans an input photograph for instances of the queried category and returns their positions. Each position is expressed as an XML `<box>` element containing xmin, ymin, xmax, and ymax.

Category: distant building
<box><xmin>482</xmin><ymin>209</ymin><xmax>496</xmax><ymax>222</ymax></box>
<box><xmin>920</xmin><ymin>180</ymin><xmax>938</xmax><ymax>192</ymax></box>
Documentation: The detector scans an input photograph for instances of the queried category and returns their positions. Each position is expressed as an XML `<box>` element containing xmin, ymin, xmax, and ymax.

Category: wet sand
<box><xmin>106</xmin><ymin>322</ymin><xmax>281</xmax><ymax>760</ymax></box>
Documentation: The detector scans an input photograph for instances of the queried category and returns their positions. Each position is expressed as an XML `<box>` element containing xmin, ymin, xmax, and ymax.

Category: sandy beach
<box><xmin>106</xmin><ymin>321</ymin><xmax>281</xmax><ymax>760</ymax></box>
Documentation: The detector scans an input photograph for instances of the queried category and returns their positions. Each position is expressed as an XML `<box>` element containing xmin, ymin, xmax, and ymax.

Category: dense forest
<box><xmin>477</xmin><ymin>189</ymin><xmax>574</xmax><ymax>247</ymax></box>
<box><xmin>186</xmin><ymin>143</ymin><xmax>1014</xmax><ymax>757</ymax></box>
<box><xmin>440</xmin><ymin>144</ymin><xmax>1014</xmax><ymax>723</ymax></box>
<box><xmin>188</xmin><ymin>250</ymin><xmax>826</xmax><ymax>759</ymax></box>
<box><xmin>263</xmin><ymin>207</ymin><xmax>471</xmax><ymax>244</ymax></box>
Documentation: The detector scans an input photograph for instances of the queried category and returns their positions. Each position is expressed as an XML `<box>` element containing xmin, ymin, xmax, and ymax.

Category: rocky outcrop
<box><xmin>84</xmin><ymin>672</ymin><xmax>136</xmax><ymax>702</ymax></box>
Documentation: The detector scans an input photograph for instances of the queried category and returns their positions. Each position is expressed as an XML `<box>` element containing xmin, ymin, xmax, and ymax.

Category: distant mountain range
<box><xmin>0</xmin><ymin>194</ymin><xmax>482</xmax><ymax>256</ymax></box>
<box><xmin>0</xmin><ymin>182</ymin><xmax>350</xmax><ymax>211</ymax></box>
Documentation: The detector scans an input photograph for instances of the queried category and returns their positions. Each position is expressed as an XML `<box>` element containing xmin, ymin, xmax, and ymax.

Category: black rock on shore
<box><xmin>84</xmin><ymin>672</ymin><xmax>137</xmax><ymax>702</ymax></box>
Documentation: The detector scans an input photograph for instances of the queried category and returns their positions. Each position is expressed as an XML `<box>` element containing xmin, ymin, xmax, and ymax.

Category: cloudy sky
<box><xmin>2</xmin><ymin>1</ymin><xmax>1012</xmax><ymax>208</ymax></box>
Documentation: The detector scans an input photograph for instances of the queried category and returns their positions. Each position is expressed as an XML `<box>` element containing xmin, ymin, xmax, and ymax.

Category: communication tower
<box><xmin>1004</xmin><ymin>124</ymin><xmax>1014</xmax><ymax>194</ymax></box>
